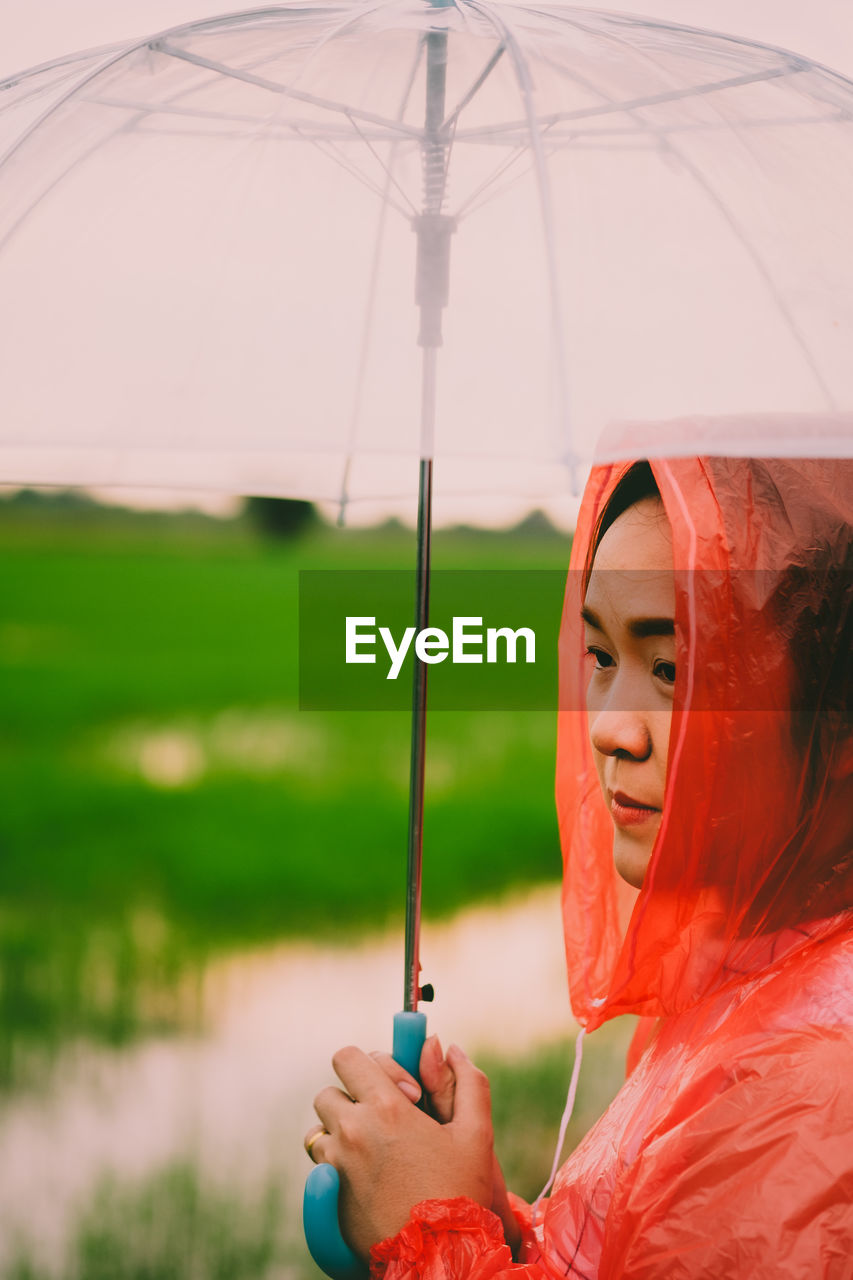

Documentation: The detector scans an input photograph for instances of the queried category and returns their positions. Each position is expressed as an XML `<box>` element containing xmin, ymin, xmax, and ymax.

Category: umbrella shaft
<box><xmin>403</xmin><ymin>10</ymin><xmax>447</xmax><ymax>1017</ymax></box>
<box><xmin>404</xmin><ymin>454</ymin><xmax>433</xmax><ymax>1012</ymax></box>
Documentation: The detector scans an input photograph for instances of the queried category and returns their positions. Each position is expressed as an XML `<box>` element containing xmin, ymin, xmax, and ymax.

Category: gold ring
<box><xmin>305</xmin><ymin>1128</ymin><xmax>328</xmax><ymax>1162</ymax></box>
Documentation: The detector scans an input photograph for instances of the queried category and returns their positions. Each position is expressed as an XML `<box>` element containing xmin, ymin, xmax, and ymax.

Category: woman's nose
<box><xmin>589</xmin><ymin>707</ymin><xmax>652</xmax><ymax>761</ymax></box>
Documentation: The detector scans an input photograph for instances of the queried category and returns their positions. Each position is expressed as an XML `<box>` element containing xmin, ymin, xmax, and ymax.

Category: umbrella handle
<box><xmin>303</xmin><ymin>1011</ymin><xmax>428</xmax><ymax>1279</ymax></box>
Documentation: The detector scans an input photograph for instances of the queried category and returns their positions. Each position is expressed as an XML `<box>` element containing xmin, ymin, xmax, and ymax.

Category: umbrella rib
<box><xmin>440</xmin><ymin>42</ymin><xmax>506</xmax><ymax>133</ymax></box>
<box><xmin>0</xmin><ymin>41</ymin><xmax>129</xmax><ymax>91</ymax></box>
<box><xmin>81</xmin><ymin>95</ymin><xmax>314</xmax><ymax>131</ymax></box>
<box><xmin>451</xmin><ymin>64</ymin><xmax>805</xmax><ymax>140</ymax></box>
<box><xmin>127</xmin><ymin>123</ymin><xmax>411</xmax><ymax>146</ymax></box>
<box><xmin>337</xmin><ymin>34</ymin><xmax>426</xmax><ymax>520</ymax></box>
<box><xmin>0</xmin><ymin>131</ymin><xmax>111</xmax><ymax>256</ymax></box>
<box><xmin>0</xmin><ymin>64</ymin><xmax>412</xmax><ymax>250</ymax></box>
<box><xmin>345</xmin><ymin>112</ymin><xmax>420</xmax><ymax>218</ymax></box>
<box><xmin>0</xmin><ymin>61</ymin><xmax>102</xmax><ymax>119</ymax></box>
<box><xmin>0</xmin><ymin>42</ymin><xmax>140</xmax><ymax>177</ymax></box>
<box><xmin>78</xmin><ymin>33</ymin><xmax>337</xmax><ymax>134</ymax></box>
<box><xmin>545</xmin><ymin>4</ymin><xmax>853</xmax><ymax>97</ymax></box>
<box><xmin>0</xmin><ymin>18</ymin><xmax>417</xmax><ymax>290</ymax></box>
<box><xmin>517</xmin><ymin>37</ymin><xmax>846</xmax><ymax>139</ymax></box>
<box><xmin>0</xmin><ymin>19</ymin><xmax>322</xmax><ymax>172</ymax></box>
<box><xmin>594</xmin><ymin>27</ymin><xmax>839</xmax><ymax>410</ymax></box>
<box><xmin>544</xmin><ymin>111</ymin><xmax>847</xmax><ymax>139</ymax></box>
<box><xmin>455</xmin><ymin>127</ymin><xmax>562</xmax><ymax>219</ymax></box>
<box><xmin>665</xmin><ymin>144</ymin><xmax>838</xmax><ymax>409</ymax></box>
<box><xmin>464</xmin><ymin>0</ymin><xmax>577</xmax><ymax>481</ymax></box>
<box><xmin>453</xmin><ymin>113</ymin><xmax>562</xmax><ymax>219</ymax></box>
<box><xmin>153</xmin><ymin>40</ymin><xmax>424</xmax><ymax>140</ymax></box>
<box><xmin>78</xmin><ymin>20</ymin><xmax>418</xmax><ymax>143</ymax></box>
<box><xmin>84</xmin><ymin>94</ymin><xmax>420</xmax><ymax>144</ymax></box>
<box><xmin>556</xmin><ymin>25</ymin><xmax>839</xmax><ymax>412</ymax></box>
<box><xmin>290</xmin><ymin>126</ymin><xmax>414</xmax><ymax>217</ymax></box>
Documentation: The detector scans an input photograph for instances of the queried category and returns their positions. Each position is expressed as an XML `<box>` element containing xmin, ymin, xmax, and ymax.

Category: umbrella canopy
<box><xmin>0</xmin><ymin>0</ymin><xmax>852</xmax><ymax>518</ymax></box>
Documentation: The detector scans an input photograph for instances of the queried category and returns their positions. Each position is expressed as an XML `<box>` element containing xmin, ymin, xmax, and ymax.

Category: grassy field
<box><xmin>0</xmin><ymin>496</ymin><xmax>572</xmax><ymax>1066</ymax></box>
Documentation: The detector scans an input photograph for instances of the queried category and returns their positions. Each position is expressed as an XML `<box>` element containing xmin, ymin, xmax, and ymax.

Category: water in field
<box><xmin>0</xmin><ymin>886</ymin><xmax>627</xmax><ymax>1280</ymax></box>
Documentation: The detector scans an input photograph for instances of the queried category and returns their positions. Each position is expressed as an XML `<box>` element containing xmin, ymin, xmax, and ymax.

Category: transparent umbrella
<box><xmin>1</xmin><ymin>1</ymin><xmax>851</xmax><ymax>506</ymax></box>
<box><xmin>0</xmin><ymin>3</ymin><xmax>851</xmax><ymax>1273</ymax></box>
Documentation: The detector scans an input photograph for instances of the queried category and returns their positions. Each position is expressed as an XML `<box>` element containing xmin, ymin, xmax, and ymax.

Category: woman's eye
<box><xmin>585</xmin><ymin>645</ymin><xmax>614</xmax><ymax>670</ymax></box>
<box><xmin>654</xmin><ymin>660</ymin><xmax>676</xmax><ymax>685</ymax></box>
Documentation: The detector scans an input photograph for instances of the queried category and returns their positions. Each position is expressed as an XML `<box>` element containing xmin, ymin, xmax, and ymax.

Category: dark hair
<box><xmin>583</xmin><ymin>460</ymin><xmax>660</xmax><ymax>588</ymax></box>
<box><xmin>771</xmin><ymin>551</ymin><xmax>851</xmax><ymax>774</ymax></box>
<box><xmin>759</xmin><ymin>546</ymin><xmax>851</xmax><ymax>923</ymax></box>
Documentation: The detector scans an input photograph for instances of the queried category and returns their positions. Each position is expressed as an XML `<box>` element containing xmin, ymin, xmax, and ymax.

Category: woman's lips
<box><xmin>610</xmin><ymin>790</ymin><xmax>661</xmax><ymax>828</ymax></box>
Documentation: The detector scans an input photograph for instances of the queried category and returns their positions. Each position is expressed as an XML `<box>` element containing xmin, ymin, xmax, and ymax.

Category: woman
<box><xmin>305</xmin><ymin>450</ymin><xmax>853</xmax><ymax>1278</ymax></box>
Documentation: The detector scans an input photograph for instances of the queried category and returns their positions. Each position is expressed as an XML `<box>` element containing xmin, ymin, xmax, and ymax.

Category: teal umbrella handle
<box><xmin>391</xmin><ymin>1009</ymin><xmax>428</xmax><ymax>1081</ymax></box>
<box><xmin>303</xmin><ymin>1011</ymin><xmax>428</xmax><ymax>1279</ymax></box>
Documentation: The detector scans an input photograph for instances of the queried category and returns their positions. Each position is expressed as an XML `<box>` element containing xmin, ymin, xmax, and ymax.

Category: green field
<box><xmin>0</xmin><ymin>496</ymin><xmax>572</xmax><ymax>1069</ymax></box>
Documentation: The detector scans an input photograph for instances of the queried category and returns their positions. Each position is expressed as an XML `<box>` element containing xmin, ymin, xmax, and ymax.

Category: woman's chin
<box><xmin>612</xmin><ymin>831</ymin><xmax>656</xmax><ymax>889</ymax></box>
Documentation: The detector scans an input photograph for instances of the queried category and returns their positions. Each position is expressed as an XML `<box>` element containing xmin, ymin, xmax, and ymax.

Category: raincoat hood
<box><xmin>557</xmin><ymin>440</ymin><xmax>852</xmax><ymax>1031</ymax></box>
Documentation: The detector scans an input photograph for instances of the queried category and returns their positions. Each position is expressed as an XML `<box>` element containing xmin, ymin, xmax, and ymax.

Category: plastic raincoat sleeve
<box><xmin>369</xmin><ymin>1196</ymin><xmax>544</xmax><ymax>1280</ymax></box>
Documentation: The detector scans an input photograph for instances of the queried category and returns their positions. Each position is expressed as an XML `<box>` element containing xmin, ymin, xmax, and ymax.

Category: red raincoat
<box><xmin>371</xmin><ymin>452</ymin><xmax>853</xmax><ymax>1280</ymax></box>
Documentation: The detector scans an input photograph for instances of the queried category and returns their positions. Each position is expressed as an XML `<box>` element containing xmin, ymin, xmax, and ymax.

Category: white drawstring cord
<box><xmin>531</xmin><ymin>1026</ymin><xmax>586</xmax><ymax>1226</ymax></box>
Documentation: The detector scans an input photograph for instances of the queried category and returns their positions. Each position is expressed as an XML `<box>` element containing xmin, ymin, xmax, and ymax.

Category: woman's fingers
<box><xmin>420</xmin><ymin>1035</ymin><xmax>456</xmax><ymax>1123</ymax></box>
<box><xmin>304</xmin><ymin>1123</ymin><xmax>329</xmax><ymax>1164</ymax></box>
<box><xmin>315</xmin><ymin>1043</ymin><xmax>485</xmax><ymax>1138</ymax></box>
<box><xmin>332</xmin><ymin>1044</ymin><xmax>408</xmax><ymax>1106</ymax></box>
<box><xmin>446</xmin><ymin>1044</ymin><xmax>494</xmax><ymax>1141</ymax></box>
<box><xmin>368</xmin><ymin>1051</ymin><xmax>422</xmax><ymax>1104</ymax></box>
<box><xmin>367</xmin><ymin>1040</ymin><xmax>454</xmax><ymax>1117</ymax></box>
<box><xmin>313</xmin><ymin>1082</ymin><xmax>357</xmax><ymax>1132</ymax></box>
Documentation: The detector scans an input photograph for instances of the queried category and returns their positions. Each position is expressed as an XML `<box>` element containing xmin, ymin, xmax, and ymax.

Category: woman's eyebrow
<box><xmin>629</xmin><ymin>616</ymin><xmax>675</xmax><ymax>639</ymax></box>
<box><xmin>580</xmin><ymin>604</ymin><xmax>674</xmax><ymax>639</ymax></box>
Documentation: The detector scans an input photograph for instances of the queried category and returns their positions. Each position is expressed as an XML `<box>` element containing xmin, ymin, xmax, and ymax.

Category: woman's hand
<box><xmin>415</xmin><ymin>1036</ymin><xmax>521</xmax><ymax>1256</ymax></box>
<box><xmin>304</xmin><ymin>1042</ymin><xmax>495</xmax><ymax>1260</ymax></box>
<box><xmin>326</xmin><ymin>1036</ymin><xmax>522</xmax><ymax>1257</ymax></box>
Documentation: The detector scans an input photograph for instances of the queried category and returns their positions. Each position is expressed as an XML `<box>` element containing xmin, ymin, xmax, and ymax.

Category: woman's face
<box><xmin>582</xmin><ymin>497</ymin><xmax>675</xmax><ymax>889</ymax></box>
